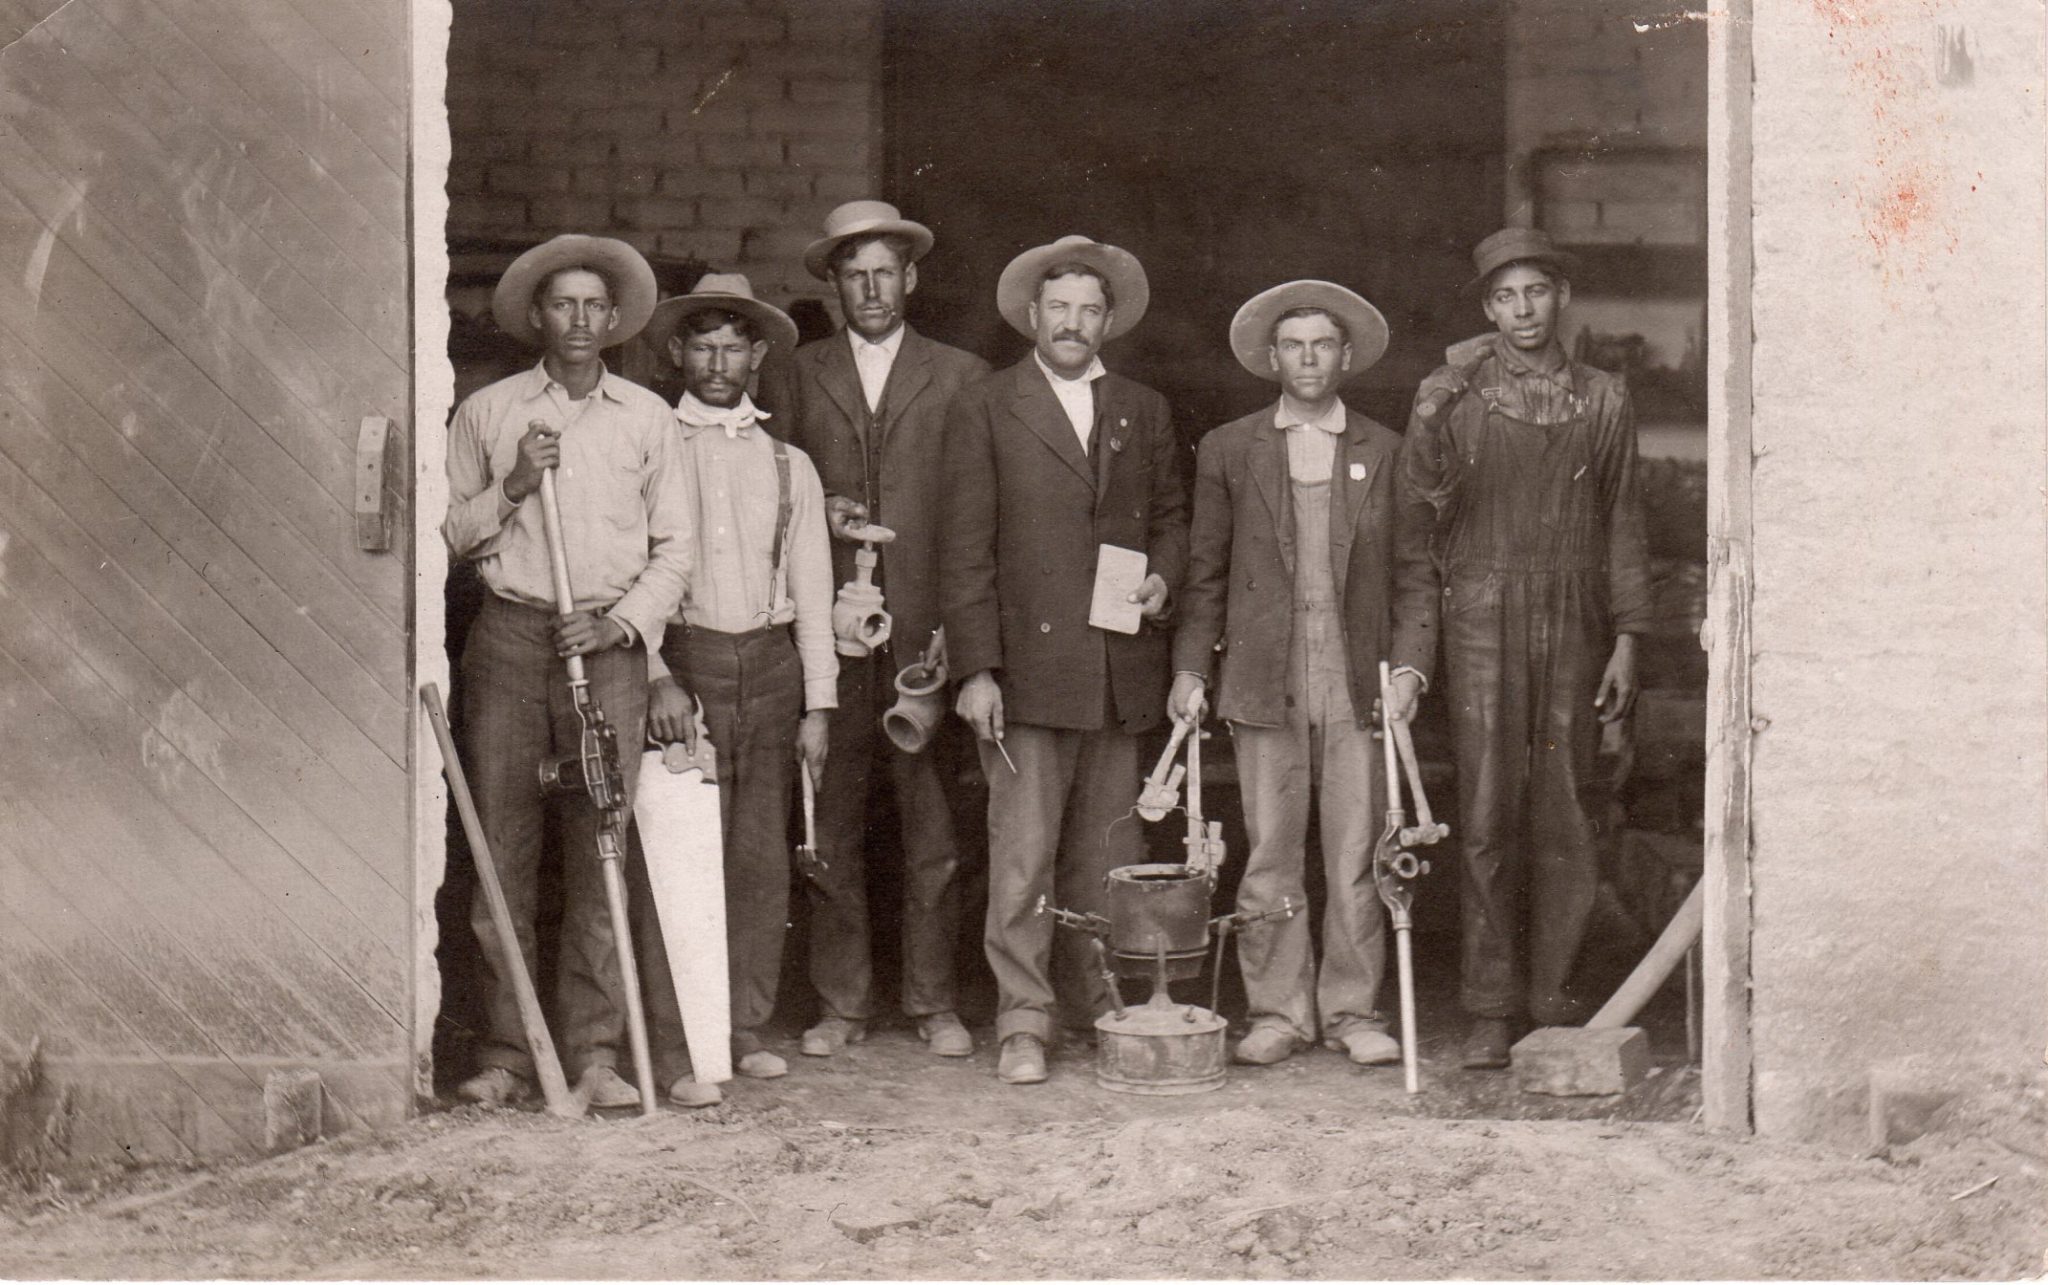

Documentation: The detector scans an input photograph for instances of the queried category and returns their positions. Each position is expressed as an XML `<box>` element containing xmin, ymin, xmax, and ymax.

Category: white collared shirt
<box><xmin>849</xmin><ymin>324</ymin><xmax>905</xmax><ymax>413</ymax></box>
<box><xmin>1034</xmin><ymin>350</ymin><xmax>1107</xmax><ymax>453</ymax></box>
<box><xmin>1274</xmin><ymin>394</ymin><xmax>1346</xmax><ymax>483</ymax></box>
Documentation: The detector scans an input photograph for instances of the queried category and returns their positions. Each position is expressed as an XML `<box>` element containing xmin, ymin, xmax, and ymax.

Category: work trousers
<box><xmin>981</xmin><ymin>722</ymin><xmax>1144</xmax><ymax>1043</ymax></box>
<box><xmin>804</xmin><ymin>648</ymin><xmax>961</xmax><ymax>1021</ymax></box>
<box><xmin>1444</xmin><ymin>569</ymin><xmax>1608</xmax><ymax>1023</ymax></box>
<box><xmin>1231</xmin><ymin>473</ymin><xmax>1388</xmax><ymax>1044</ymax></box>
<box><xmin>637</xmin><ymin>623</ymin><xmax>803</xmax><ymax>1073</ymax></box>
<box><xmin>459</xmin><ymin>595</ymin><xmax>648</xmax><ymax>1081</ymax></box>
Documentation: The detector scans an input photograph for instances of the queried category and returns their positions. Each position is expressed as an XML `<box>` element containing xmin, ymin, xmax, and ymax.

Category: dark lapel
<box><xmin>876</xmin><ymin>327</ymin><xmax>932</xmax><ymax>440</ymax></box>
<box><xmin>1091</xmin><ymin>373</ymin><xmax>1129</xmax><ymax>501</ymax></box>
<box><xmin>1330</xmin><ymin>406</ymin><xmax>1382</xmax><ymax>591</ymax></box>
<box><xmin>816</xmin><ymin>331</ymin><xmax>866</xmax><ymax>440</ymax></box>
<box><xmin>1250</xmin><ymin>408</ymin><xmax>1293</xmax><ymax>575</ymax></box>
<box><xmin>1007</xmin><ymin>359</ymin><xmax>1095</xmax><ymax>489</ymax></box>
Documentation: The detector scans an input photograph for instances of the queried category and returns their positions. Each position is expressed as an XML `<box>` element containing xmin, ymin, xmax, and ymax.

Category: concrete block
<box><xmin>529</xmin><ymin>194</ymin><xmax>616</xmax><ymax>230</ymax></box>
<box><xmin>701</xmin><ymin>194</ymin><xmax>788</xmax><ymax>229</ymax></box>
<box><xmin>659</xmin><ymin>167</ymin><xmax>746</xmax><ymax>197</ymax></box>
<box><xmin>616</xmin><ymin>196</ymin><xmax>699</xmax><ymax>230</ymax></box>
<box><xmin>699</xmin><ymin>135</ymin><xmax>786</xmax><ymax>168</ymax></box>
<box><xmin>262</xmin><ymin>1069</ymin><xmax>321</xmax><ymax>1154</ymax></box>
<box><xmin>1512</xmin><ymin>1026</ymin><xmax>1649</xmax><ymax>1097</ymax></box>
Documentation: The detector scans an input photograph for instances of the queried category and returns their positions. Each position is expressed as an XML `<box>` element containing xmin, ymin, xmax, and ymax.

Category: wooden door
<box><xmin>0</xmin><ymin>0</ymin><xmax>411</xmax><ymax>1157</ymax></box>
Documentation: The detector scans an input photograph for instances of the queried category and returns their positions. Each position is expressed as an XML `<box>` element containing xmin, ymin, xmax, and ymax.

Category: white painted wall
<box><xmin>1748</xmin><ymin>0</ymin><xmax>2047</xmax><ymax>1143</ymax></box>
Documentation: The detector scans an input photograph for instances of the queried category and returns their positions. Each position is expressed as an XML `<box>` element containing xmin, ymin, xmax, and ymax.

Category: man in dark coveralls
<box><xmin>780</xmin><ymin>200</ymin><xmax>991</xmax><ymax>1062</ymax></box>
<box><xmin>1398</xmin><ymin>227</ymin><xmax>1652</xmax><ymax>1070</ymax></box>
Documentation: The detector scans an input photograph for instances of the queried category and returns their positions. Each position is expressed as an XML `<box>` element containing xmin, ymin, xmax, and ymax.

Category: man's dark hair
<box><xmin>1037</xmin><ymin>261</ymin><xmax>1114</xmax><ymax>313</ymax></box>
<box><xmin>531</xmin><ymin>262</ymin><xmax>618</xmax><ymax>310</ymax></box>
<box><xmin>1271</xmin><ymin>305</ymin><xmax>1349</xmax><ymax>346</ymax></box>
<box><xmin>825</xmin><ymin>232</ymin><xmax>916</xmax><ymax>277</ymax></box>
<box><xmin>677</xmin><ymin>307</ymin><xmax>760</xmax><ymax>344</ymax></box>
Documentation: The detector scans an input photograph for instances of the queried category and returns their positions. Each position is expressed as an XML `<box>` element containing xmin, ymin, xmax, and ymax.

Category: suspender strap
<box><xmin>769</xmin><ymin>436</ymin><xmax>793</xmax><ymax>601</ymax></box>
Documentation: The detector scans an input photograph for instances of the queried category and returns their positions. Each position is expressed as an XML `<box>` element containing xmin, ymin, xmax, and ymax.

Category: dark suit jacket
<box><xmin>1171</xmin><ymin>402</ymin><xmax>1438</xmax><ymax>728</ymax></box>
<box><xmin>780</xmin><ymin>326</ymin><xmax>992</xmax><ymax>657</ymax></box>
<box><xmin>941</xmin><ymin>357</ymin><xmax>1189</xmax><ymax>734</ymax></box>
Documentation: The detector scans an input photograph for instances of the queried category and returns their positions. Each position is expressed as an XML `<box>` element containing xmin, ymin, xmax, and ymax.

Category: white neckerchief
<box><xmin>675</xmin><ymin>390</ymin><xmax>770</xmax><ymax>439</ymax></box>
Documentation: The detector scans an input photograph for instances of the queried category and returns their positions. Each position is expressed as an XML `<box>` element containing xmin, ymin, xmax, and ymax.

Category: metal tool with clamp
<box><xmin>1374</xmin><ymin>660</ymin><xmax>1448</xmax><ymax>1095</ymax></box>
<box><xmin>531</xmin><ymin>438</ymin><xmax>658</xmax><ymax>1117</ymax></box>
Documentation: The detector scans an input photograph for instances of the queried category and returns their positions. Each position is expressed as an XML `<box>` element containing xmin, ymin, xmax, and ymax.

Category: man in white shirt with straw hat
<box><xmin>442</xmin><ymin>233</ymin><xmax>690</xmax><ymax>1110</ymax></box>
<box><xmin>635</xmin><ymin>272</ymin><xmax>836</xmax><ymax>1089</ymax></box>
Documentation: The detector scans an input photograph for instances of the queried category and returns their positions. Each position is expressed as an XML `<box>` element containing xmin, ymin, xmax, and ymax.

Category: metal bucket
<box><xmin>1095</xmin><ymin>995</ymin><xmax>1227</xmax><ymax>1096</ymax></box>
<box><xmin>1104</xmin><ymin>863</ymin><xmax>1211</xmax><ymax>979</ymax></box>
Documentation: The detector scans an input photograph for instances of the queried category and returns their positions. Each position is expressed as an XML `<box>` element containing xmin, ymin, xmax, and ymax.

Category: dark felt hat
<box><xmin>1466</xmin><ymin>227</ymin><xmax>1579</xmax><ymax>292</ymax></box>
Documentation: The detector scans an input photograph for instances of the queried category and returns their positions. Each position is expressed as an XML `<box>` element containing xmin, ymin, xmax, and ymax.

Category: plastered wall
<box><xmin>1748</xmin><ymin>1</ymin><xmax>2047</xmax><ymax>1144</ymax></box>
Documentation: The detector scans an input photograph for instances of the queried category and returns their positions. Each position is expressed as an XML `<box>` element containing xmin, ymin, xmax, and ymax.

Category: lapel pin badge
<box><xmin>1349</xmin><ymin>462</ymin><xmax>1366</xmax><ymax>481</ymax></box>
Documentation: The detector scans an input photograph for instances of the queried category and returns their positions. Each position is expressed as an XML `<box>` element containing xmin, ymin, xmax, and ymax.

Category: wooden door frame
<box><xmin>1702</xmin><ymin>0</ymin><xmax>1755</xmax><ymax>1133</ymax></box>
<box><xmin>408</xmin><ymin>0</ymin><xmax>455</xmax><ymax>1107</ymax></box>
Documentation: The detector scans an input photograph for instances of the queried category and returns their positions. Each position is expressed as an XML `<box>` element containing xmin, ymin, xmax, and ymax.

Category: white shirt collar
<box><xmin>849</xmin><ymin>324</ymin><xmax>905</xmax><ymax>362</ymax></box>
<box><xmin>1275</xmin><ymin>394</ymin><xmax>1346</xmax><ymax>435</ymax></box>
<box><xmin>526</xmin><ymin>359</ymin><xmax>622</xmax><ymax>403</ymax></box>
<box><xmin>1033</xmin><ymin>350</ymin><xmax>1106</xmax><ymax>387</ymax></box>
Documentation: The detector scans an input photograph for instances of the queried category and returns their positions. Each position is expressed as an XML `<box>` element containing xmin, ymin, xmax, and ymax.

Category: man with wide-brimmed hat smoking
<box><xmin>1170</xmin><ymin>281</ymin><xmax>1440</xmax><ymax>1069</ymax></box>
<box><xmin>940</xmin><ymin>235</ymin><xmax>1189</xmax><ymax>1086</ymax></box>
<box><xmin>442</xmin><ymin>233</ymin><xmax>691</xmax><ymax>1110</ymax></box>
<box><xmin>778</xmin><ymin>201</ymin><xmax>992</xmax><ymax>1063</ymax></box>
<box><xmin>634</xmin><ymin>272</ymin><xmax>836</xmax><ymax>1090</ymax></box>
<box><xmin>1402</xmin><ymin>227</ymin><xmax>1652</xmax><ymax>1070</ymax></box>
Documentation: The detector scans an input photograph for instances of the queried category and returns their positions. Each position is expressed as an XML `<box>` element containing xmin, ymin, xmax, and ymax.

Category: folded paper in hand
<box><xmin>1088</xmin><ymin>544</ymin><xmax>1148</xmax><ymax>635</ymax></box>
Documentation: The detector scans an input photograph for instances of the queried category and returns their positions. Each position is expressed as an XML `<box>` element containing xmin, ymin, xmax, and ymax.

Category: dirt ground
<box><xmin>2</xmin><ymin>1022</ymin><xmax>2040</xmax><ymax>1281</ymax></box>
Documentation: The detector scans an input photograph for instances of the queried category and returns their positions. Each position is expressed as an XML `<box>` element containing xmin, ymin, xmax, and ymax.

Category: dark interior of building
<box><xmin>434</xmin><ymin>0</ymin><xmax>1708</xmax><ymax>1112</ymax></box>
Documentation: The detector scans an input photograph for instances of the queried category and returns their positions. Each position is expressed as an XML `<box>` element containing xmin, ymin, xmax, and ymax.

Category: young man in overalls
<box><xmin>1396</xmin><ymin>228</ymin><xmax>1653</xmax><ymax>1070</ymax></box>
<box><xmin>1170</xmin><ymin>281</ymin><xmax>1439</xmax><ymax>1068</ymax></box>
<box><xmin>636</xmin><ymin>274</ymin><xmax>837</xmax><ymax>1095</ymax></box>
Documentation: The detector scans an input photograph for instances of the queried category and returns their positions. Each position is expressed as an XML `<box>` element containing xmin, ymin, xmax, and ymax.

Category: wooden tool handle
<box><xmin>421</xmin><ymin>684</ymin><xmax>584</xmax><ymax>1120</ymax></box>
<box><xmin>537</xmin><ymin>468</ymin><xmax>587</xmax><ymax>685</ymax></box>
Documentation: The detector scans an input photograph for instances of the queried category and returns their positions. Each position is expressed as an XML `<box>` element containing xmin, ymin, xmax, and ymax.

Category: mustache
<box><xmin>1053</xmin><ymin>330</ymin><xmax>1089</xmax><ymax>344</ymax></box>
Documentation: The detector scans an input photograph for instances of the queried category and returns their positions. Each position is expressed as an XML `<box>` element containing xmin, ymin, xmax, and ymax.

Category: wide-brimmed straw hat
<box><xmin>1229</xmin><ymin>280</ymin><xmax>1389</xmax><ymax>383</ymax></box>
<box><xmin>643</xmin><ymin>272</ymin><xmax>800</xmax><ymax>356</ymax></box>
<box><xmin>1465</xmin><ymin>227</ymin><xmax>1579</xmax><ymax>293</ymax></box>
<box><xmin>802</xmin><ymin>200</ymin><xmax>935</xmax><ymax>281</ymax></box>
<box><xmin>995</xmin><ymin>234</ymin><xmax>1149</xmax><ymax>340</ymax></box>
<box><xmin>491</xmin><ymin>234</ymin><xmax>658</xmax><ymax>348</ymax></box>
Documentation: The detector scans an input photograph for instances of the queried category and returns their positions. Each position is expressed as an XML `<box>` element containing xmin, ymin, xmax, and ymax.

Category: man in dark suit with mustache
<box><xmin>941</xmin><ymin>235</ymin><xmax>1189</xmax><ymax>1085</ymax></box>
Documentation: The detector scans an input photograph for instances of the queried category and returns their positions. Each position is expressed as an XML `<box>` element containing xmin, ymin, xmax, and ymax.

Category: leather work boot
<box><xmin>996</xmin><ymin>1033</ymin><xmax>1048</xmax><ymax>1085</ymax></box>
<box><xmin>1232</xmin><ymin>1026</ymin><xmax>1303</xmax><ymax>1066</ymax></box>
<box><xmin>577</xmin><ymin>1065</ymin><xmax>641</xmax><ymax>1109</ymax></box>
<box><xmin>666</xmin><ymin>1077</ymin><xmax>723</xmax><ymax>1109</ymax></box>
<box><xmin>733</xmin><ymin>1030</ymin><xmax>788</xmax><ymax>1079</ymax></box>
<box><xmin>917</xmin><ymin>1011</ymin><xmax>974</xmax><ymax>1057</ymax></box>
<box><xmin>1325</xmin><ymin>1027</ymin><xmax>1402</xmax><ymax>1066</ymax></box>
<box><xmin>800</xmin><ymin>1016</ymin><xmax>867</xmax><ymax>1057</ymax></box>
<box><xmin>1461</xmin><ymin>1017</ymin><xmax>1513</xmax><ymax>1070</ymax></box>
<box><xmin>456</xmin><ymin>1066</ymin><xmax>532</xmax><ymax>1108</ymax></box>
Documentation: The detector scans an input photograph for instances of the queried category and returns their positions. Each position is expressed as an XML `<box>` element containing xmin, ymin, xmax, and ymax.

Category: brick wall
<box><xmin>446</xmin><ymin>0</ymin><xmax>884</xmax><ymax>310</ymax></box>
<box><xmin>1504</xmin><ymin>0</ymin><xmax>1706</xmax><ymax>242</ymax></box>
